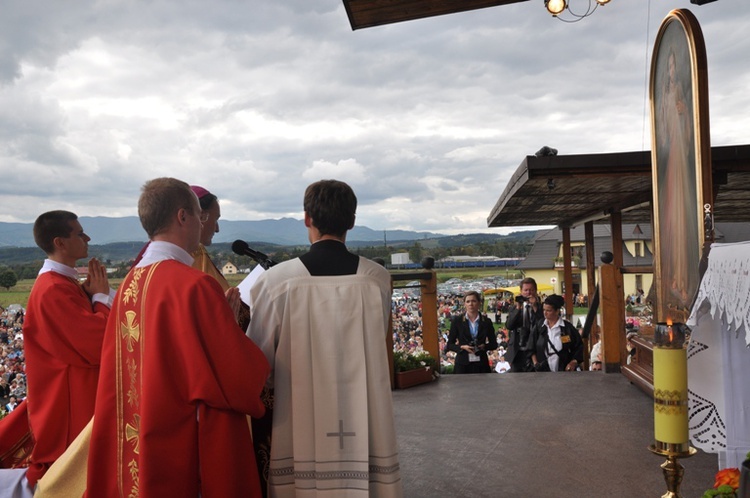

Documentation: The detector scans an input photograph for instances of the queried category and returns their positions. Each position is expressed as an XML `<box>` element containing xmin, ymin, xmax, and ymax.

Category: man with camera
<box><xmin>505</xmin><ymin>277</ymin><xmax>544</xmax><ymax>372</ymax></box>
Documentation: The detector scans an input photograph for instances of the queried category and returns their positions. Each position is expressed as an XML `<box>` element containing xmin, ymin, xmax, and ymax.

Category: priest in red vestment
<box><xmin>22</xmin><ymin>211</ymin><xmax>114</xmax><ymax>489</ymax></box>
<box><xmin>85</xmin><ymin>177</ymin><xmax>269</xmax><ymax>498</ymax></box>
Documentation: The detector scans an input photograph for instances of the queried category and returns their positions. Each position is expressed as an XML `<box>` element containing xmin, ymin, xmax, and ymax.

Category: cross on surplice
<box><xmin>326</xmin><ymin>419</ymin><xmax>355</xmax><ymax>449</ymax></box>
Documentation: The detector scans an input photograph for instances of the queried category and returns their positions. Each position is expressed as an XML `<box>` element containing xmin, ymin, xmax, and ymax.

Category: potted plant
<box><xmin>702</xmin><ymin>452</ymin><xmax>750</xmax><ymax>497</ymax></box>
<box><xmin>393</xmin><ymin>350</ymin><xmax>437</xmax><ymax>389</ymax></box>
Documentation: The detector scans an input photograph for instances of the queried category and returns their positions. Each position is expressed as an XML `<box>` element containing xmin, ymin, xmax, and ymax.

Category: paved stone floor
<box><xmin>392</xmin><ymin>372</ymin><xmax>716</xmax><ymax>497</ymax></box>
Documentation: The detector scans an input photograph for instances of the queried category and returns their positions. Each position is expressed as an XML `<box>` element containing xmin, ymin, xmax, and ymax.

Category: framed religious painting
<box><xmin>649</xmin><ymin>9</ymin><xmax>713</xmax><ymax>324</ymax></box>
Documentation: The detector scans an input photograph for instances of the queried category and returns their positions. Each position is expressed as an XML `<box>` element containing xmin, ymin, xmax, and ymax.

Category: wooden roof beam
<box><xmin>343</xmin><ymin>0</ymin><xmax>529</xmax><ymax>30</ymax></box>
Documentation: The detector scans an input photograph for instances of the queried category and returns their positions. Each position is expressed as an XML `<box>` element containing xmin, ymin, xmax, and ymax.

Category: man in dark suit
<box><xmin>505</xmin><ymin>277</ymin><xmax>544</xmax><ymax>372</ymax></box>
<box><xmin>445</xmin><ymin>291</ymin><xmax>498</xmax><ymax>374</ymax></box>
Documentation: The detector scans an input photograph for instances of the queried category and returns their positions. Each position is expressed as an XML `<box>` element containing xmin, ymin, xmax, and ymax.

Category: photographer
<box><xmin>444</xmin><ymin>291</ymin><xmax>497</xmax><ymax>374</ymax></box>
<box><xmin>505</xmin><ymin>277</ymin><xmax>544</xmax><ymax>372</ymax></box>
<box><xmin>529</xmin><ymin>295</ymin><xmax>584</xmax><ymax>372</ymax></box>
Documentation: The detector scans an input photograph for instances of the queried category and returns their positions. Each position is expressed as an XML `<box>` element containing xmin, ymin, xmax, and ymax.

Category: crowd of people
<box><xmin>0</xmin><ymin>308</ymin><xmax>26</xmax><ymax>413</ymax></box>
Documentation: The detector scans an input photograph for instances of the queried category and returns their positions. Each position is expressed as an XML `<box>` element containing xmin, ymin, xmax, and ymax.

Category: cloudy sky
<box><xmin>1</xmin><ymin>0</ymin><xmax>747</xmax><ymax>235</ymax></box>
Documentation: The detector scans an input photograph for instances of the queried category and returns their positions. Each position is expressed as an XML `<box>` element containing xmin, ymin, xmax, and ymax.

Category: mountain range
<box><xmin>0</xmin><ymin>216</ymin><xmax>448</xmax><ymax>248</ymax></box>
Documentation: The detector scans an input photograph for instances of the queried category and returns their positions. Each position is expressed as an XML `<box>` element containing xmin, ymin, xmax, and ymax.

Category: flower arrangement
<box><xmin>702</xmin><ymin>452</ymin><xmax>749</xmax><ymax>498</ymax></box>
<box><xmin>393</xmin><ymin>350</ymin><xmax>436</xmax><ymax>373</ymax></box>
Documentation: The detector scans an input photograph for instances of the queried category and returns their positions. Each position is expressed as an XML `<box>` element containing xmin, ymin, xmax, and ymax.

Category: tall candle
<box><xmin>653</xmin><ymin>322</ymin><xmax>689</xmax><ymax>453</ymax></box>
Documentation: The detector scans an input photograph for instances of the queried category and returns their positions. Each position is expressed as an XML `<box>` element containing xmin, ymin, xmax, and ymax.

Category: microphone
<box><xmin>231</xmin><ymin>240</ymin><xmax>277</xmax><ymax>270</ymax></box>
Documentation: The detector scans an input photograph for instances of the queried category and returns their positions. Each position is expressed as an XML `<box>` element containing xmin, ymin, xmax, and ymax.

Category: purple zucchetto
<box><xmin>190</xmin><ymin>185</ymin><xmax>212</xmax><ymax>200</ymax></box>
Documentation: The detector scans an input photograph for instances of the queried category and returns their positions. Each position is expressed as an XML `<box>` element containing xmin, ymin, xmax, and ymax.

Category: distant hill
<box><xmin>0</xmin><ymin>216</ymin><xmax>446</xmax><ymax>248</ymax></box>
<box><xmin>0</xmin><ymin>215</ymin><xmax>538</xmax><ymax>268</ymax></box>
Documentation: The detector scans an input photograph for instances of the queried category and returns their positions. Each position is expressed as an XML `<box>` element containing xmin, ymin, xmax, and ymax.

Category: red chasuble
<box><xmin>23</xmin><ymin>271</ymin><xmax>110</xmax><ymax>487</ymax></box>
<box><xmin>85</xmin><ymin>261</ymin><xmax>269</xmax><ymax>498</ymax></box>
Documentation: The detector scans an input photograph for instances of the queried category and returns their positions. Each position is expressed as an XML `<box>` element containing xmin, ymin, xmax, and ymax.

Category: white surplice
<box><xmin>248</xmin><ymin>257</ymin><xmax>402</xmax><ymax>497</ymax></box>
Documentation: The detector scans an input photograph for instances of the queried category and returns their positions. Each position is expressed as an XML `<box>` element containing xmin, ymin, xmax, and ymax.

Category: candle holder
<box><xmin>651</xmin><ymin>321</ymin><xmax>694</xmax><ymax>498</ymax></box>
<box><xmin>648</xmin><ymin>445</ymin><xmax>697</xmax><ymax>498</ymax></box>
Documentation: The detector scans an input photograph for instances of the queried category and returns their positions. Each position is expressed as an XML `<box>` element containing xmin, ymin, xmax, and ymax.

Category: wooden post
<box><xmin>562</xmin><ymin>226</ymin><xmax>573</xmax><ymax>318</ymax></box>
<box><xmin>584</xmin><ymin>221</ymin><xmax>599</xmax><ymax>366</ymax></box>
<box><xmin>421</xmin><ymin>270</ymin><xmax>439</xmax><ymax>364</ymax></box>
<box><xmin>610</xmin><ymin>211</ymin><xmax>628</xmax><ymax>366</ymax></box>
<box><xmin>390</xmin><ymin>270</ymin><xmax>438</xmax><ymax>388</ymax></box>
<box><xmin>599</xmin><ymin>262</ymin><xmax>624</xmax><ymax>373</ymax></box>
<box><xmin>388</xmin><ymin>281</ymin><xmax>395</xmax><ymax>388</ymax></box>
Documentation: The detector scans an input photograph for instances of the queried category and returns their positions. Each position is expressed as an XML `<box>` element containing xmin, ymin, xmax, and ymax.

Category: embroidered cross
<box><xmin>125</xmin><ymin>413</ymin><xmax>141</xmax><ymax>454</ymax></box>
<box><xmin>326</xmin><ymin>419</ymin><xmax>355</xmax><ymax>450</ymax></box>
<box><xmin>120</xmin><ymin>310</ymin><xmax>141</xmax><ymax>353</ymax></box>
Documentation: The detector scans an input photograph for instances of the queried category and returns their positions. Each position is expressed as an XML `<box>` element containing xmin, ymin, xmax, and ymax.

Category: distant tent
<box><xmin>483</xmin><ymin>284</ymin><xmax>554</xmax><ymax>297</ymax></box>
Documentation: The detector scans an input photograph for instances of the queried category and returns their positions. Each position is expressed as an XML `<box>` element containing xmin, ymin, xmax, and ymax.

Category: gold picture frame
<box><xmin>649</xmin><ymin>9</ymin><xmax>713</xmax><ymax>323</ymax></box>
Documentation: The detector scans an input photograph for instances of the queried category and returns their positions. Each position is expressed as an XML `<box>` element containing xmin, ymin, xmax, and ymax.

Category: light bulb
<box><xmin>545</xmin><ymin>0</ymin><xmax>567</xmax><ymax>15</ymax></box>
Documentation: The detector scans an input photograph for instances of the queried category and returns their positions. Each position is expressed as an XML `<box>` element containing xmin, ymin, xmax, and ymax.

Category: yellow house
<box><xmin>519</xmin><ymin>224</ymin><xmax>654</xmax><ymax>300</ymax></box>
<box><xmin>221</xmin><ymin>262</ymin><xmax>238</xmax><ymax>276</ymax></box>
<box><xmin>519</xmin><ymin>222</ymin><xmax>750</xmax><ymax>301</ymax></box>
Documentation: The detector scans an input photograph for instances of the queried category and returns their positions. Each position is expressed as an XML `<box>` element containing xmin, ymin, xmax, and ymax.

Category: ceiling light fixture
<box><xmin>544</xmin><ymin>0</ymin><xmax>612</xmax><ymax>22</ymax></box>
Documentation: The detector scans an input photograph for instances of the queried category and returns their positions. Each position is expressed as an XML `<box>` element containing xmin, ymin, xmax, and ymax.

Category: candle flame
<box><xmin>666</xmin><ymin>319</ymin><xmax>674</xmax><ymax>342</ymax></box>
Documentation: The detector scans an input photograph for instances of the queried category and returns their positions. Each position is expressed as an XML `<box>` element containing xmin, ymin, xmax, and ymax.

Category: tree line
<box><xmin>0</xmin><ymin>232</ymin><xmax>536</xmax><ymax>288</ymax></box>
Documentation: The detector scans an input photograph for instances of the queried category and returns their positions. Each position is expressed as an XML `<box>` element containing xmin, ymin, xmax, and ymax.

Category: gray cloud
<box><xmin>0</xmin><ymin>0</ymin><xmax>747</xmax><ymax>234</ymax></box>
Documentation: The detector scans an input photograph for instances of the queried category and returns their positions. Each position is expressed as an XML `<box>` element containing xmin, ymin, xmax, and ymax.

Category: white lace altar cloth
<box><xmin>687</xmin><ymin>241</ymin><xmax>750</xmax><ymax>468</ymax></box>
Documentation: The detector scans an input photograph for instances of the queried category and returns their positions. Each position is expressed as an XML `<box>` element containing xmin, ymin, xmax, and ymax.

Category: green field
<box><xmin>393</xmin><ymin>268</ymin><xmax>521</xmax><ymax>284</ymax></box>
<box><xmin>0</xmin><ymin>278</ymin><xmax>125</xmax><ymax>309</ymax></box>
<box><xmin>0</xmin><ymin>279</ymin><xmax>35</xmax><ymax>308</ymax></box>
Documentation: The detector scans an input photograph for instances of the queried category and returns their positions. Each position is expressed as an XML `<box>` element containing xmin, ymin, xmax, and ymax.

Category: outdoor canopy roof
<box><xmin>342</xmin><ymin>0</ymin><xmax>528</xmax><ymax>30</ymax></box>
<box><xmin>487</xmin><ymin>144</ymin><xmax>750</xmax><ymax>229</ymax></box>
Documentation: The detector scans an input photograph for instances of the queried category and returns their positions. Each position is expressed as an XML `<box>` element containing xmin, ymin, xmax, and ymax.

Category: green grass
<box><xmin>0</xmin><ymin>279</ymin><xmax>35</xmax><ymax>308</ymax></box>
<box><xmin>0</xmin><ymin>278</ymin><xmax>127</xmax><ymax>309</ymax></box>
<box><xmin>436</xmin><ymin>269</ymin><xmax>520</xmax><ymax>283</ymax></box>
<box><xmin>390</xmin><ymin>268</ymin><xmax>521</xmax><ymax>283</ymax></box>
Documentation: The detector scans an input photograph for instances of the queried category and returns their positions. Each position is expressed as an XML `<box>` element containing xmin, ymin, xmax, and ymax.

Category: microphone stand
<box><xmin>255</xmin><ymin>256</ymin><xmax>276</xmax><ymax>271</ymax></box>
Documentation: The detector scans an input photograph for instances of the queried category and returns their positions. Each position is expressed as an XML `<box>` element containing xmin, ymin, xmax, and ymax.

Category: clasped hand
<box><xmin>82</xmin><ymin>258</ymin><xmax>110</xmax><ymax>297</ymax></box>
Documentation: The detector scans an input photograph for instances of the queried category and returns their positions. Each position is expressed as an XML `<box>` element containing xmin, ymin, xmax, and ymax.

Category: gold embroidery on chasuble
<box><xmin>121</xmin><ymin>311</ymin><xmax>141</xmax><ymax>353</ymax></box>
<box><xmin>125</xmin><ymin>413</ymin><xmax>141</xmax><ymax>454</ymax></box>
<box><xmin>116</xmin><ymin>263</ymin><xmax>158</xmax><ymax>498</ymax></box>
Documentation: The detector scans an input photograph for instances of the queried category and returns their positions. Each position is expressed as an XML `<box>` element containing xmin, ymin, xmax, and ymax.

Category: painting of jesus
<box><xmin>650</xmin><ymin>10</ymin><xmax>710</xmax><ymax>322</ymax></box>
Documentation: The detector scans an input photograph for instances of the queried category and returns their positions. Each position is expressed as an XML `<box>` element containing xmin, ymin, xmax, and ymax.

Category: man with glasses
<box><xmin>22</xmin><ymin>210</ymin><xmax>114</xmax><ymax>490</ymax></box>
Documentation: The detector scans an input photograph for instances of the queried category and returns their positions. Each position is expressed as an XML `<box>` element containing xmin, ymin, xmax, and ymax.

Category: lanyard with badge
<box><xmin>468</xmin><ymin>317</ymin><xmax>480</xmax><ymax>362</ymax></box>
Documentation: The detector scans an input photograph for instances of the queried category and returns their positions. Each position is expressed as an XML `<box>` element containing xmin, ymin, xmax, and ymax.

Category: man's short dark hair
<box><xmin>139</xmin><ymin>178</ymin><xmax>197</xmax><ymax>238</ymax></box>
<box><xmin>303</xmin><ymin>180</ymin><xmax>357</xmax><ymax>237</ymax></box>
<box><xmin>33</xmin><ymin>210</ymin><xmax>78</xmax><ymax>255</ymax></box>
<box><xmin>520</xmin><ymin>277</ymin><xmax>537</xmax><ymax>291</ymax></box>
